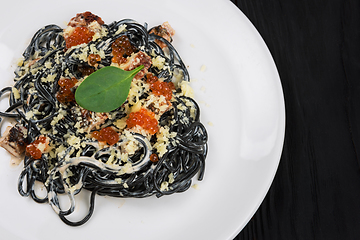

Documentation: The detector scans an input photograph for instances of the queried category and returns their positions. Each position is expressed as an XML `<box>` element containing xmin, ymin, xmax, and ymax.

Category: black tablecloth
<box><xmin>231</xmin><ymin>0</ymin><xmax>360</xmax><ymax>239</ymax></box>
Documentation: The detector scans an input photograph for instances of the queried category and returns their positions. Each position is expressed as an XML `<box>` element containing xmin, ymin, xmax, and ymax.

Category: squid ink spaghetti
<box><xmin>0</xmin><ymin>12</ymin><xmax>208</xmax><ymax>226</ymax></box>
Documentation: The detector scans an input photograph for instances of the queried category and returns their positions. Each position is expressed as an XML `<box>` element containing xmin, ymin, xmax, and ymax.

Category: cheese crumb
<box><xmin>17</xmin><ymin>58</ymin><xmax>24</xmax><ymax>67</ymax></box>
<box><xmin>51</xmin><ymin>109</ymin><xmax>67</xmax><ymax>126</ymax></box>
<box><xmin>78</xmin><ymin>46</ymin><xmax>89</xmax><ymax>62</ymax></box>
<box><xmin>160</xmin><ymin>181</ymin><xmax>169</xmax><ymax>191</ymax></box>
<box><xmin>115</xmin><ymin>24</ymin><xmax>127</xmax><ymax>35</ymax></box>
<box><xmin>63</xmin><ymin>26</ymin><xmax>75</xmax><ymax>38</ymax></box>
<box><xmin>180</xmin><ymin>81</ymin><xmax>194</xmax><ymax>98</ymax></box>
<box><xmin>67</xmin><ymin>135</ymin><xmax>81</xmax><ymax>149</ymax></box>
<box><xmin>12</xmin><ymin>87</ymin><xmax>20</xmax><ymax>100</ymax></box>
<box><xmin>118</xmin><ymin>162</ymin><xmax>133</xmax><ymax>175</ymax></box>
<box><xmin>168</xmin><ymin>173</ymin><xmax>174</xmax><ymax>184</ymax></box>
<box><xmin>131</xmin><ymin>101</ymin><xmax>142</xmax><ymax>113</ymax></box>
<box><xmin>25</xmin><ymin>111</ymin><xmax>34</xmax><ymax>120</ymax></box>
<box><xmin>192</xmin><ymin>184</ymin><xmax>199</xmax><ymax>190</ymax></box>
<box><xmin>41</xmin><ymin>74</ymin><xmax>56</xmax><ymax>83</ymax></box>
<box><xmin>153</xmin><ymin>126</ymin><xmax>176</xmax><ymax>157</ymax></box>
<box><xmin>37</xmin><ymin>143</ymin><xmax>46</xmax><ymax>152</ymax></box>
<box><xmin>114</xmin><ymin>118</ymin><xmax>127</xmax><ymax>130</ymax></box>
<box><xmin>200</xmin><ymin>65</ymin><xmax>207</xmax><ymax>72</ymax></box>
<box><xmin>45</xmin><ymin>61</ymin><xmax>52</xmax><ymax>69</ymax></box>
<box><xmin>152</xmin><ymin>56</ymin><xmax>166</xmax><ymax>69</ymax></box>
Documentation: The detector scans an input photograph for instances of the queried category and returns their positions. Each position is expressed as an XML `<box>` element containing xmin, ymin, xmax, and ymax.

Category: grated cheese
<box><xmin>192</xmin><ymin>184</ymin><xmax>199</xmax><ymax>190</ymax></box>
<box><xmin>41</xmin><ymin>74</ymin><xmax>56</xmax><ymax>83</ymax></box>
<box><xmin>115</xmin><ymin>24</ymin><xmax>127</xmax><ymax>35</ymax></box>
<box><xmin>160</xmin><ymin>181</ymin><xmax>169</xmax><ymax>191</ymax></box>
<box><xmin>179</xmin><ymin>81</ymin><xmax>194</xmax><ymax>98</ymax></box>
<box><xmin>45</xmin><ymin>61</ymin><xmax>52</xmax><ymax>69</ymax></box>
<box><xmin>200</xmin><ymin>65</ymin><xmax>207</xmax><ymax>72</ymax></box>
<box><xmin>50</xmin><ymin>109</ymin><xmax>67</xmax><ymax>126</ymax></box>
<box><xmin>114</xmin><ymin>118</ymin><xmax>127</xmax><ymax>130</ymax></box>
<box><xmin>25</xmin><ymin>111</ymin><xmax>34</xmax><ymax>120</ymax></box>
<box><xmin>168</xmin><ymin>173</ymin><xmax>174</xmax><ymax>184</ymax></box>
<box><xmin>37</xmin><ymin>143</ymin><xmax>46</xmax><ymax>152</ymax></box>
<box><xmin>153</xmin><ymin>126</ymin><xmax>177</xmax><ymax>157</ymax></box>
<box><xmin>17</xmin><ymin>58</ymin><xmax>24</xmax><ymax>67</ymax></box>
<box><xmin>152</xmin><ymin>56</ymin><xmax>166</xmax><ymax>69</ymax></box>
<box><xmin>12</xmin><ymin>87</ymin><xmax>20</xmax><ymax>100</ymax></box>
<box><xmin>66</xmin><ymin>135</ymin><xmax>81</xmax><ymax>149</ymax></box>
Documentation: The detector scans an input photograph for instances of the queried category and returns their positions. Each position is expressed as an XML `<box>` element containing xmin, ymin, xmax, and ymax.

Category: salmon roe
<box><xmin>77</xmin><ymin>65</ymin><xmax>95</xmax><ymax>76</ymax></box>
<box><xmin>26</xmin><ymin>136</ymin><xmax>47</xmax><ymax>160</ymax></box>
<box><xmin>65</xmin><ymin>26</ymin><xmax>95</xmax><ymax>50</ymax></box>
<box><xmin>92</xmin><ymin>127</ymin><xmax>119</xmax><ymax>145</ymax></box>
<box><xmin>150</xmin><ymin>81</ymin><xmax>175</xmax><ymax>101</ymax></box>
<box><xmin>126</xmin><ymin>108</ymin><xmax>159</xmax><ymax>135</ymax></box>
<box><xmin>146</xmin><ymin>73</ymin><xmax>175</xmax><ymax>101</ymax></box>
<box><xmin>150</xmin><ymin>153</ymin><xmax>159</xmax><ymax>163</ymax></box>
<box><xmin>111</xmin><ymin>35</ymin><xmax>137</xmax><ymax>65</ymax></box>
<box><xmin>56</xmin><ymin>78</ymin><xmax>78</xmax><ymax>104</ymax></box>
<box><xmin>145</xmin><ymin>73</ymin><xmax>158</xmax><ymax>84</ymax></box>
<box><xmin>88</xmin><ymin>54</ymin><xmax>101</xmax><ymax>66</ymax></box>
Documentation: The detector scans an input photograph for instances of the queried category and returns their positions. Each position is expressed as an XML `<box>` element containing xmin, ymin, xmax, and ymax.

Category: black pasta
<box><xmin>0</xmin><ymin>16</ymin><xmax>208</xmax><ymax>227</ymax></box>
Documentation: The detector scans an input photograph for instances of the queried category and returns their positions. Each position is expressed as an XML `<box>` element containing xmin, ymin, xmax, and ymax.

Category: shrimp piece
<box><xmin>150</xmin><ymin>22</ymin><xmax>175</xmax><ymax>49</ymax></box>
<box><xmin>119</xmin><ymin>51</ymin><xmax>152</xmax><ymax>80</ymax></box>
<box><xmin>0</xmin><ymin>124</ymin><xmax>27</xmax><ymax>158</ymax></box>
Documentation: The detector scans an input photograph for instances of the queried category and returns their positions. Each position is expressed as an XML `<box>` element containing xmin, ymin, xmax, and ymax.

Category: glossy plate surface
<box><xmin>0</xmin><ymin>0</ymin><xmax>285</xmax><ymax>239</ymax></box>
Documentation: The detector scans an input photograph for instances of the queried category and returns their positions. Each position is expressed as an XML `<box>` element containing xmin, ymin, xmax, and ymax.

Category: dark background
<box><xmin>230</xmin><ymin>0</ymin><xmax>360</xmax><ymax>239</ymax></box>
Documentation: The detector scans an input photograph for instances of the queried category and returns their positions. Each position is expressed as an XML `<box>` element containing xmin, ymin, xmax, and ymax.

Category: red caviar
<box><xmin>145</xmin><ymin>73</ymin><xmax>158</xmax><ymax>84</ymax></box>
<box><xmin>26</xmin><ymin>136</ymin><xmax>48</xmax><ymax>160</ymax></box>
<box><xmin>56</xmin><ymin>78</ymin><xmax>78</xmax><ymax>104</ymax></box>
<box><xmin>88</xmin><ymin>54</ymin><xmax>101</xmax><ymax>66</ymax></box>
<box><xmin>92</xmin><ymin>127</ymin><xmax>119</xmax><ymax>145</ymax></box>
<box><xmin>146</xmin><ymin>73</ymin><xmax>175</xmax><ymax>101</ymax></box>
<box><xmin>150</xmin><ymin>81</ymin><xmax>175</xmax><ymax>101</ymax></box>
<box><xmin>126</xmin><ymin>108</ymin><xmax>159</xmax><ymax>134</ymax></box>
<box><xmin>150</xmin><ymin>153</ymin><xmax>159</xmax><ymax>163</ymax></box>
<box><xmin>111</xmin><ymin>35</ymin><xmax>137</xmax><ymax>65</ymax></box>
<box><xmin>65</xmin><ymin>26</ymin><xmax>95</xmax><ymax>50</ymax></box>
<box><xmin>77</xmin><ymin>65</ymin><xmax>95</xmax><ymax>76</ymax></box>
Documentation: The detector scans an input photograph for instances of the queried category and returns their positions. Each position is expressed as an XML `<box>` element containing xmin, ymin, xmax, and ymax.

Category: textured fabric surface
<box><xmin>231</xmin><ymin>0</ymin><xmax>360</xmax><ymax>239</ymax></box>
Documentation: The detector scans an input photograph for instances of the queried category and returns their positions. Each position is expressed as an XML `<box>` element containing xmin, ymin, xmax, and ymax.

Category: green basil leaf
<box><xmin>75</xmin><ymin>65</ymin><xmax>144</xmax><ymax>113</ymax></box>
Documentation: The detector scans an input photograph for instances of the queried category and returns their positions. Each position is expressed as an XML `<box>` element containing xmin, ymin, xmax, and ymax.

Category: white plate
<box><xmin>0</xmin><ymin>0</ymin><xmax>285</xmax><ymax>239</ymax></box>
